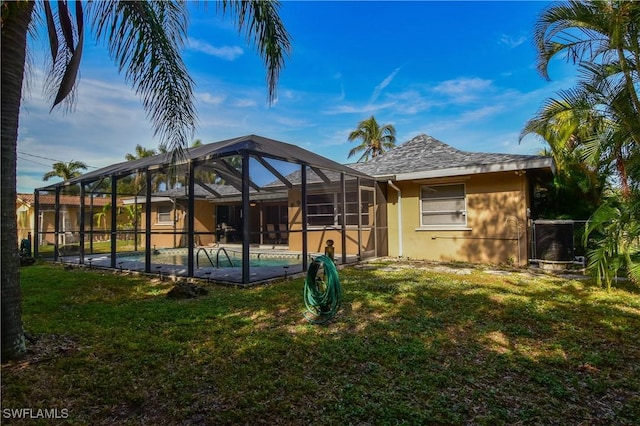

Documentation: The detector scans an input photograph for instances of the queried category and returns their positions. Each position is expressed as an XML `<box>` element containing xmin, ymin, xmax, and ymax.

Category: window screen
<box><xmin>421</xmin><ymin>184</ymin><xmax>466</xmax><ymax>226</ymax></box>
<box><xmin>157</xmin><ymin>204</ymin><xmax>172</xmax><ymax>224</ymax></box>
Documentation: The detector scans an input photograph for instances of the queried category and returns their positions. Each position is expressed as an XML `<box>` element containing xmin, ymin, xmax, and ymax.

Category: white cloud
<box><xmin>433</xmin><ymin>77</ymin><xmax>493</xmax><ymax>96</ymax></box>
<box><xmin>369</xmin><ymin>67</ymin><xmax>401</xmax><ymax>104</ymax></box>
<box><xmin>233</xmin><ymin>98</ymin><xmax>258</xmax><ymax>108</ymax></box>
<box><xmin>323</xmin><ymin>101</ymin><xmax>397</xmax><ymax>115</ymax></box>
<box><xmin>188</xmin><ymin>38</ymin><xmax>244</xmax><ymax>60</ymax></box>
<box><xmin>16</xmin><ymin>72</ymin><xmax>161</xmax><ymax>193</ymax></box>
<box><xmin>499</xmin><ymin>34</ymin><xmax>528</xmax><ymax>49</ymax></box>
<box><xmin>385</xmin><ymin>90</ymin><xmax>432</xmax><ymax>115</ymax></box>
<box><xmin>281</xmin><ymin>90</ymin><xmax>295</xmax><ymax>100</ymax></box>
<box><xmin>272</xmin><ymin>115</ymin><xmax>313</xmax><ymax>129</ymax></box>
<box><xmin>458</xmin><ymin>105</ymin><xmax>505</xmax><ymax>122</ymax></box>
<box><xmin>199</xmin><ymin>92</ymin><xmax>226</xmax><ymax>106</ymax></box>
<box><xmin>429</xmin><ymin>77</ymin><xmax>495</xmax><ymax>104</ymax></box>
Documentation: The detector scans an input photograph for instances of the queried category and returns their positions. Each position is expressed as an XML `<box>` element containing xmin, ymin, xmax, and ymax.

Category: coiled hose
<box><xmin>303</xmin><ymin>255</ymin><xmax>342</xmax><ymax>324</ymax></box>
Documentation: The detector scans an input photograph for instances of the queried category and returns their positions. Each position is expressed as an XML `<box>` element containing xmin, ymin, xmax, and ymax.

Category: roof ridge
<box><xmin>374</xmin><ymin>133</ymin><xmax>460</xmax><ymax>159</ymax></box>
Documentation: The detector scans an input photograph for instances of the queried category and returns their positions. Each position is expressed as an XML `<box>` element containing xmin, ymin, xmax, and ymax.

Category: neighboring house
<box><xmin>16</xmin><ymin>193</ymin><xmax>111</xmax><ymax>247</ymax></box>
<box><xmin>350</xmin><ymin>134</ymin><xmax>554</xmax><ymax>265</ymax></box>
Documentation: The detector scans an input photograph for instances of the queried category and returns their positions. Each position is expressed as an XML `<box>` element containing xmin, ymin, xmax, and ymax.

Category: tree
<box><xmin>347</xmin><ymin>116</ymin><xmax>396</xmax><ymax>162</ymax></box>
<box><xmin>1</xmin><ymin>1</ymin><xmax>290</xmax><ymax>361</ymax></box>
<box><xmin>125</xmin><ymin>144</ymin><xmax>157</xmax><ymax>162</ymax></box>
<box><xmin>521</xmin><ymin>99</ymin><xmax>607</xmax><ymax>219</ymax></box>
<box><xmin>189</xmin><ymin>139</ymin><xmax>218</xmax><ymax>185</ymax></box>
<box><xmin>123</xmin><ymin>144</ymin><xmax>159</xmax><ymax>194</ymax></box>
<box><xmin>528</xmin><ymin>0</ymin><xmax>640</xmax><ymax>287</ymax></box>
<box><xmin>42</xmin><ymin>160</ymin><xmax>88</xmax><ymax>182</ymax></box>
<box><xmin>583</xmin><ymin>195</ymin><xmax>640</xmax><ymax>290</ymax></box>
<box><xmin>41</xmin><ymin>159</ymin><xmax>88</xmax><ymax>196</ymax></box>
<box><xmin>534</xmin><ymin>0</ymin><xmax>640</xmax><ymax>116</ymax></box>
<box><xmin>532</xmin><ymin>0</ymin><xmax>640</xmax><ymax>199</ymax></box>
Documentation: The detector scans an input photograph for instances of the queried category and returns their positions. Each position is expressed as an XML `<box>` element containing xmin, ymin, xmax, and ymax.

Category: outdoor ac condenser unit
<box><xmin>533</xmin><ymin>220</ymin><xmax>574</xmax><ymax>262</ymax></box>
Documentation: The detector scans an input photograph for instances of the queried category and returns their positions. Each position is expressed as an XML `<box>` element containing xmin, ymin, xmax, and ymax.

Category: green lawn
<box><xmin>36</xmin><ymin>240</ymin><xmax>139</xmax><ymax>257</ymax></box>
<box><xmin>2</xmin><ymin>261</ymin><xmax>639</xmax><ymax>424</ymax></box>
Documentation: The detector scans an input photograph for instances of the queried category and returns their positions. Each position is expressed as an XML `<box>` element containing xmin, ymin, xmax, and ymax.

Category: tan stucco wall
<box><xmin>387</xmin><ymin>172</ymin><xmax>529</xmax><ymax>266</ymax></box>
<box><xmin>140</xmin><ymin>200</ymin><xmax>215</xmax><ymax>248</ymax></box>
<box><xmin>288</xmin><ymin>228</ymin><xmax>370</xmax><ymax>257</ymax></box>
<box><xmin>19</xmin><ymin>205</ymin><xmax>85</xmax><ymax>246</ymax></box>
<box><xmin>17</xmin><ymin>203</ymin><xmax>35</xmax><ymax>242</ymax></box>
<box><xmin>287</xmin><ymin>189</ymin><xmax>373</xmax><ymax>257</ymax></box>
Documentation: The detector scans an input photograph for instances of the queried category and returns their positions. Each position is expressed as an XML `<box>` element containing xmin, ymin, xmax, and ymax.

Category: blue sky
<box><xmin>17</xmin><ymin>1</ymin><xmax>577</xmax><ymax>193</ymax></box>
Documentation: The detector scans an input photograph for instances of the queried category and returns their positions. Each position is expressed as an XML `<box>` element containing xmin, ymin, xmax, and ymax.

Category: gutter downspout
<box><xmin>387</xmin><ymin>180</ymin><xmax>403</xmax><ymax>258</ymax></box>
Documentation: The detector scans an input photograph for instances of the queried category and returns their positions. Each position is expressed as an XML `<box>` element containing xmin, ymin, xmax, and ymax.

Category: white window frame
<box><xmin>307</xmin><ymin>193</ymin><xmax>337</xmax><ymax>227</ymax></box>
<box><xmin>156</xmin><ymin>204</ymin><xmax>173</xmax><ymax>225</ymax></box>
<box><xmin>307</xmin><ymin>190</ymin><xmax>372</xmax><ymax>228</ymax></box>
<box><xmin>419</xmin><ymin>183</ymin><xmax>468</xmax><ymax>229</ymax></box>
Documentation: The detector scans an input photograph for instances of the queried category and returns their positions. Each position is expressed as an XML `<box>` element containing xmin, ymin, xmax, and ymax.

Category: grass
<box><xmin>37</xmin><ymin>240</ymin><xmax>138</xmax><ymax>257</ymax></box>
<box><xmin>2</xmin><ymin>260</ymin><xmax>640</xmax><ymax>425</ymax></box>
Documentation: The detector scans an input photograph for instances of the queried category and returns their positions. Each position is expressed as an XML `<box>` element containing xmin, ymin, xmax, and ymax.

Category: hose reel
<box><xmin>303</xmin><ymin>255</ymin><xmax>342</xmax><ymax>324</ymax></box>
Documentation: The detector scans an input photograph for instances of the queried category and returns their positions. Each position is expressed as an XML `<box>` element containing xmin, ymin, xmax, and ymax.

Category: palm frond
<box><xmin>217</xmin><ymin>0</ymin><xmax>291</xmax><ymax>104</ymax></box>
<box><xmin>42</xmin><ymin>1</ymin><xmax>84</xmax><ymax>111</ymax></box>
<box><xmin>51</xmin><ymin>0</ymin><xmax>83</xmax><ymax>110</ymax></box>
<box><xmin>42</xmin><ymin>1</ymin><xmax>58</xmax><ymax>64</ymax></box>
<box><xmin>57</xmin><ymin>0</ymin><xmax>75</xmax><ymax>52</ymax></box>
<box><xmin>533</xmin><ymin>0</ymin><xmax>637</xmax><ymax>81</ymax></box>
<box><xmin>89</xmin><ymin>1</ymin><xmax>195</xmax><ymax>155</ymax></box>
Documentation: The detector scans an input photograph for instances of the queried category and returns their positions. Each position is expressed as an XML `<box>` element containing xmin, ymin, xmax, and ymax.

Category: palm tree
<box><xmin>534</xmin><ymin>0</ymin><xmax>640</xmax><ymax>115</ymax></box>
<box><xmin>521</xmin><ymin>98</ymin><xmax>607</xmax><ymax>219</ymax></box>
<box><xmin>125</xmin><ymin>144</ymin><xmax>157</xmax><ymax>162</ymax></box>
<box><xmin>42</xmin><ymin>160</ymin><xmax>88</xmax><ymax>182</ymax></box>
<box><xmin>583</xmin><ymin>196</ymin><xmax>640</xmax><ymax>290</ymax></box>
<box><xmin>41</xmin><ymin>160</ymin><xmax>88</xmax><ymax>196</ymax></box>
<box><xmin>347</xmin><ymin>116</ymin><xmax>396</xmax><ymax>162</ymax></box>
<box><xmin>528</xmin><ymin>0</ymin><xmax>640</xmax><ymax>288</ymax></box>
<box><xmin>528</xmin><ymin>65</ymin><xmax>638</xmax><ymax>199</ymax></box>
<box><xmin>189</xmin><ymin>139</ymin><xmax>219</xmax><ymax>185</ymax></box>
<box><xmin>1</xmin><ymin>1</ymin><xmax>290</xmax><ymax>361</ymax></box>
<box><xmin>533</xmin><ymin>0</ymin><xmax>640</xmax><ymax>199</ymax></box>
<box><xmin>122</xmin><ymin>144</ymin><xmax>159</xmax><ymax>194</ymax></box>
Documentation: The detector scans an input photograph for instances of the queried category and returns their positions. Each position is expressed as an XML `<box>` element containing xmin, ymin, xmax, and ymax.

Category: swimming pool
<box><xmin>118</xmin><ymin>248</ymin><xmax>302</xmax><ymax>268</ymax></box>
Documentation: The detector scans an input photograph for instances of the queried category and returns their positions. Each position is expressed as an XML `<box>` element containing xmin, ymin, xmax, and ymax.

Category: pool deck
<box><xmin>56</xmin><ymin>245</ymin><xmax>354</xmax><ymax>285</ymax></box>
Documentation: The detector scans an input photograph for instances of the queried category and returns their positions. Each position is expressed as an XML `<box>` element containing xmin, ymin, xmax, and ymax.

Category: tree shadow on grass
<box><xmin>4</xmin><ymin>262</ymin><xmax>640</xmax><ymax>424</ymax></box>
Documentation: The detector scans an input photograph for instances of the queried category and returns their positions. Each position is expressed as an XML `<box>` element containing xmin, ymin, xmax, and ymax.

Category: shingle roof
<box><xmin>17</xmin><ymin>193</ymin><xmax>111</xmax><ymax>207</ymax></box>
<box><xmin>348</xmin><ymin>134</ymin><xmax>554</xmax><ymax>180</ymax></box>
<box><xmin>152</xmin><ymin>182</ymin><xmax>286</xmax><ymax>202</ymax></box>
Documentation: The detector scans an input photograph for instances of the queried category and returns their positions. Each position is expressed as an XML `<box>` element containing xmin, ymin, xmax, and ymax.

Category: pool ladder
<box><xmin>196</xmin><ymin>247</ymin><xmax>234</xmax><ymax>269</ymax></box>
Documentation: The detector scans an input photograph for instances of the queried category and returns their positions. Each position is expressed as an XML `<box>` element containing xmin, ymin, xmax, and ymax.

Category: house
<box><xmin>123</xmin><ymin>134</ymin><xmax>553</xmax><ymax>266</ymax></box>
<box><xmin>350</xmin><ymin>134</ymin><xmax>554</xmax><ymax>265</ymax></box>
<box><xmin>26</xmin><ymin>134</ymin><xmax>554</xmax><ymax>283</ymax></box>
<box><xmin>16</xmin><ymin>193</ymin><xmax>112</xmax><ymax>247</ymax></box>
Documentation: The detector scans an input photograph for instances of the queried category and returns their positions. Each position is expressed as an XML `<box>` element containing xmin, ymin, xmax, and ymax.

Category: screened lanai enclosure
<box><xmin>33</xmin><ymin>135</ymin><xmax>388</xmax><ymax>284</ymax></box>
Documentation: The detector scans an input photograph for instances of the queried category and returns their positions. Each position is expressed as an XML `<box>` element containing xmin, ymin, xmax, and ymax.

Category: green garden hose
<box><xmin>303</xmin><ymin>255</ymin><xmax>342</xmax><ymax>324</ymax></box>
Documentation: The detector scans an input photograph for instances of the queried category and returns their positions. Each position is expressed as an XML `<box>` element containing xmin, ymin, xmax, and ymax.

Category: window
<box><xmin>307</xmin><ymin>190</ymin><xmax>373</xmax><ymax>227</ymax></box>
<box><xmin>342</xmin><ymin>190</ymin><xmax>373</xmax><ymax>226</ymax></box>
<box><xmin>420</xmin><ymin>184</ymin><xmax>466</xmax><ymax>227</ymax></box>
<box><xmin>307</xmin><ymin>194</ymin><xmax>335</xmax><ymax>226</ymax></box>
<box><xmin>342</xmin><ymin>192</ymin><xmax>359</xmax><ymax>226</ymax></box>
<box><xmin>157</xmin><ymin>204</ymin><xmax>172</xmax><ymax>224</ymax></box>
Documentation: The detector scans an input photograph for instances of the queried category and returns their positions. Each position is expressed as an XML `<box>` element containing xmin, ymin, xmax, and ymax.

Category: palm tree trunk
<box><xmin>1</xmin><ymin>1</ymin><xmax>35</xmax><ymax>361</ymax></box>
<box><xmin>616</xmin><ymin>148</ymin><xmax>631</xmax><ymax>200</ymax></box>
<box><xmin>617</xmin><ymin>47</ymin><xmax>640</xmax><ymax>121</ymax></box>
